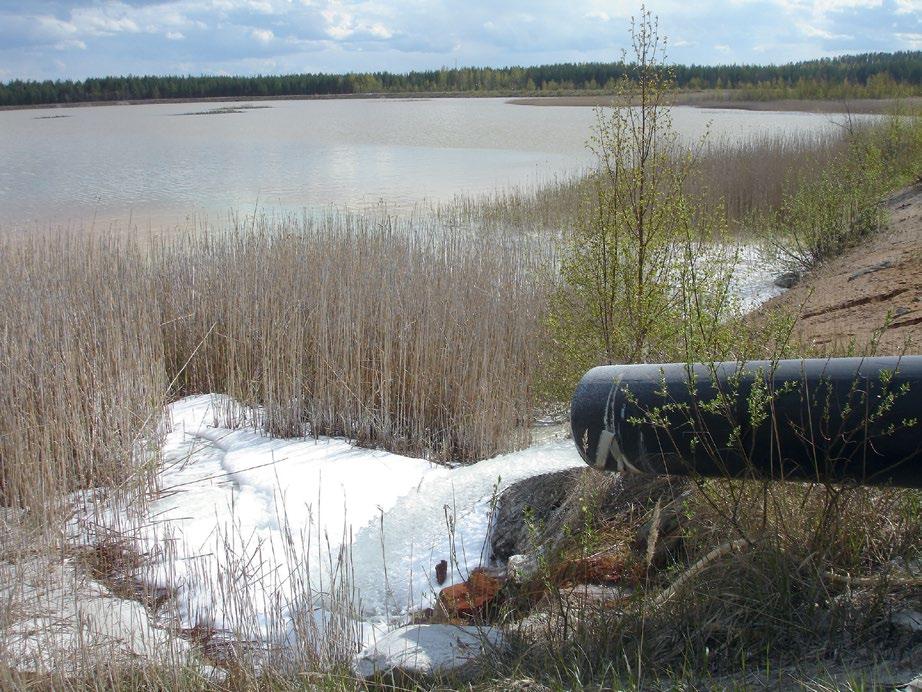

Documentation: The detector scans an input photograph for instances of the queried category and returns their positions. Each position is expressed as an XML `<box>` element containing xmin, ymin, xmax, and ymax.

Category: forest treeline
<box><xmin>2</xmin><ymin>50</ymin><xmax>920</xmax><ymax>107</ymax></box>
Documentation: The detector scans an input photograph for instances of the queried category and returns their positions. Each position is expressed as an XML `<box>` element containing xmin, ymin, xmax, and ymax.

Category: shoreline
<box><xmin>756</xmin><ymin>182</ymin><xmax>922</xmax><ymax>354</ymax></box>
<box><xmin>507</xmin><ymin>93</ymin><xmax>922</xmax><ymax>114</ymax></box>
<box><xmin>2</xmin><ymin>90</ymin><xmax>918</xmax><ymax>115</ymax></box>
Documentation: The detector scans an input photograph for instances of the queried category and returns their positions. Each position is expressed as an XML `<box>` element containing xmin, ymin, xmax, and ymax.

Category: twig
<box><xmin>653</xmin><ymin>538</ymin><xmax>752</xmax><ymax>608</ymax></box>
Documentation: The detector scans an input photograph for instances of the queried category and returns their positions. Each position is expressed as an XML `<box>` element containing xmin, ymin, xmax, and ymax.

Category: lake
<box><xmin>0</xmin><ymin>97</ymin><xmax>859</xmax><ymax>230</ymax></box>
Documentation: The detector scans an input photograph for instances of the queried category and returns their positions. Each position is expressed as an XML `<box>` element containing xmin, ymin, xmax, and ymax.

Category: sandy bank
<box><xmin>760</xmin><ymin>182</ymin><xmax>922</xmax><ymax>355</ymax></box>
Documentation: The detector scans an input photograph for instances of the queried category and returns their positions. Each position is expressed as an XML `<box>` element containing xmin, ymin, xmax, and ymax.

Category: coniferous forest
<box><xmin>2</xmin><ymin>50</ymin><xmax>920</xmax><ymax>107</ymax></box>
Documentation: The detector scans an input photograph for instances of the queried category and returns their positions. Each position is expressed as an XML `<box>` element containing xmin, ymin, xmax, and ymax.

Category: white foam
<box><xmin>74</xmin><ymin>395</ymin><xmax>582</xmax><ymax>650</ymax></box>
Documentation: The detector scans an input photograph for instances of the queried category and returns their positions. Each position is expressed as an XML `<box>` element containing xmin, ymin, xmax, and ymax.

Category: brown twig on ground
<box><xmin>652</xmin><ymin>538</ymin><xmax>752</xmax><ymax>609</ymax></box>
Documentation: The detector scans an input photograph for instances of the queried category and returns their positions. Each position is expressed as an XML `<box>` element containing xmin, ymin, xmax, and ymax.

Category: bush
<box><xmin>770</xmin><ymin>133</ymin><xmax>888</xmax><ymax>271</ymax></box>
<box><xmin>542</xmin><ymin>9</ymin><xmax>739</xmax><ymax>398</ymax></box>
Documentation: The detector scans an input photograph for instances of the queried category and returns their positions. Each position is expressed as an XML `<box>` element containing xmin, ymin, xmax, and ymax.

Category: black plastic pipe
<box><xmin>571</xmin><ymin>356</ymin><xmax>922</xmax><ymax>488</ymax></box>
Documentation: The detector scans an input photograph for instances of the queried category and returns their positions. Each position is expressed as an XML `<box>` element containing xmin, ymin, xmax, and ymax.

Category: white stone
<box><xmin>507</xmin><ymin>554</ymin><xmax>540</xmax><ymax>583</ymax></box>
<box><xmin>901</xmin><ymin>673</ymin><xmax>922</xmax><ymax>691</ymax></box>
<box><xmin>352</xmin><ymin>624</ymin><xmax>505</xmax><ymax>679</ymax></box>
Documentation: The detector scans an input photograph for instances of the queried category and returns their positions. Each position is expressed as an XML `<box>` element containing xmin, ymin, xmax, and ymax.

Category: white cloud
<box><xmin>368</xmin><ymin>23</ymin><xmax>392</xmax><ymax>39</ymax></box>
<box><xmin>797</xmin><ymin>22</ymin><xmax>853</xmax><ymax>39</ymax></box>
<box><xmin>585</xmin><ymin>11</ymin><xmax>611</xmax><ymax>21</ymax></box>
<box><xmin>166</xmin><ymin>31</ymin><xmax>186</xmax><ymax>40</ymax></box>
<box><xmin>894</xmin><ymin>0</ymin><xmax>922</xmax><ymax>13</ymax></box>
<box><xmin>251</xmin><ymin>27</ymin><xmax>274</xmax><ymax>42</ymax></box>
<box><xmin>72</xmin><ymin>9</ymin><xmax>141</xmax><ymax>36</ymax></box>
<box><xmin>54</xmin><ymin>39</ymin><xmax>87</xmax><ymax>51</ymax></box>
<box><xmin>895</xmin><ymin>31</ymin><xmax>922</xmax><ymax>48</ymax></box>
<box><xmin>35</xmin><ymin>15</ymin><xmax>80</xmax><ymax>40</ymax></box>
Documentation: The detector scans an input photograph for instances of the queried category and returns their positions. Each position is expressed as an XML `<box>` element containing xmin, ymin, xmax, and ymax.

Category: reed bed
<box><xmin>154</xmin><ymin>213</ymin><xmax>549</xmax><ymax>461</ymax></box>
<box><xmin>0</xmin><ymin>234</ymin><xmax>167</xmax><ymax>514</ymax></box>
<box><xmin>693</xmin><ymin>130</ymin><xmax>849</xmax><ymax>225</ymax></box>
<box><xmin>442</xmin><ymin>128</ymin><xmax>854</xmax><ymax>237</ymax></box>
<box><xmin>0</xmin><ymin>212</ymin><xmax>550</xmax><ymax>515</ymax></box>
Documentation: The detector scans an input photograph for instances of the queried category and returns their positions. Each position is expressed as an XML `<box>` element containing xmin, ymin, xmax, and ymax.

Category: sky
<box><xmin>0</xmin><ymin>0</ymin><xmax>919</xmax><ymax>82</ymax></box>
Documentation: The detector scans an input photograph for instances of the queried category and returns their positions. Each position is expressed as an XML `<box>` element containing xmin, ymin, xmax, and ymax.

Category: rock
<box><xmin>903</xmin><ymin>674</ymin><xmax>922</xmax><ymax>691</ymax></box>
<box><xmin>512</xmin><ymin>611</ymin><xmax>553</xmax><ymax>639</ymax></box>
<box><xmin>435</xmin><ymin>559</ymin><xmax>448</xmax><ymax>586</ymax></box>
<box><xmin>507</xmin><ymin>554</ymin><xmax>540</xmax><ymax>584</ymax></box>
<box><xmin>490</xmin><ymin>468</ymin><xmax>686</xmax><ymax>562</ymax></box>
<box><xmin>892</xmin><ymin>610</ymin><xmax>922</xmax><ymax>633</ymax></box>
<box><xmin>437</xmin><ymin>569</ymin><xmax>503</xmax><ymax>620</ymax></box>
<box><xmin>490</xmin><ymin>468</ymin><xmax>583</xmax><ymax>561</ymax></box>
<box><xmin>774</xmin><ymin>271</ymin><xmax>801</xmax><ymax>288</ymax></box>
<box><xmin>848</xmin><ymin>259</ymin><xmax>894</xmax><ymax>281</ymax></box>
<box><xmin>633</xmin><ymin>490</ymin><xmax>692</xmax><ymax>568</ymax></box>
<box><xmin>352</xmin><ymin>624</ymin><xmax>505</xmax><ymax>679</ymax></box>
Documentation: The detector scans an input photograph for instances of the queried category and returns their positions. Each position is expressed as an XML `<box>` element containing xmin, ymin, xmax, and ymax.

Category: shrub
<box><xmin>542</xmin><ymin>8</ymin><xmax>738</xmax><ymax>398</ymax></box>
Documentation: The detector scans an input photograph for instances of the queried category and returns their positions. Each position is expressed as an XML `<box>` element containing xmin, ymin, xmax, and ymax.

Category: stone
<box><xmin>507</xmin><ymin>554</ymin><xmax>540</xmax><ymax>584</ymax></box>
<box><xmin>437</xmin><ymin>569</ymin><xmax>503</xmax><ymax>620</ymax></box>
<box><xmin>903</xmin><ymin>674</ymin><xmax>922</xmax><ymax>691</ymax></box>
<box><xmin>892</xmin><ymin>610</ymin><xmax>922</xmax><ymax>633</ymax></box>
<box><xmin>435</xmin><ymin>559</ymin><xmax>448</xmax><ymax>585</ymax></box>
<box><xmin>774</xmin><ymin>271</ymin><xmax>801</xmax><ymax>288</ymax></box>
<box><xmin>490</xmin><ymin>468</ymin><xmax>686</xmax><ymax>562</ymax></box>
<box><xmin>352</xmin><ymin>624</ymin><xmax>505</xmax><ymax>679</ymax></box>
<box><xmin>553</xmin><ymin>552</ymin><xmax>640</xmax><ymax>586</ymax></box>
<box><xmin>848</xmin><ymin>259</ymin><xmax>894</xmax><ymax>281</ymax></box>
<box><xmin>633</xmin><ymin>490</ymin><xmax>692</xmax><ymax>568</ymax></box>
<box><xmin>490</xmin><ymin>468</ymin><xmax>583</xmax><ymax>561</ymax></box>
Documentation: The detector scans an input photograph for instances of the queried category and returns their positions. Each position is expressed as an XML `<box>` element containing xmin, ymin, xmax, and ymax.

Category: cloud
<box><xmin>251</xmin><ymin>27</ymin><xmax>274</xmax><ymax>42</ymax></box>
<box><xmin>797</xmin><ymin>22</ymin><xmax>853</xmax><ymax>39</ymax></box>
<box><xmin>55</xmin><ymin>39</ymin><xmax>88</xmax><ymax>51</ymax></box>
<box><xmin>896</xmin><ymin>31</ymin><xmax>922</xmax><ymax>48</ymax></box>
<box><xmin>0</xmin><ymin>0</ymin><xmax>916</xmax><ymax>81</ymax></box>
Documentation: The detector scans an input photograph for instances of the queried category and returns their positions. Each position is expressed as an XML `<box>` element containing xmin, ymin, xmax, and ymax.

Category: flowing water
<box><xmin>1</xmin><ymin>97</ymin><xmax>859</xmax><ymax>230</ymax></box>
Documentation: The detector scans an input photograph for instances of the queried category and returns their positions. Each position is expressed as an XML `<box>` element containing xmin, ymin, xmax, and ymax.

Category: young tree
<box><xmin>543</xmin><ymin>7</ymin><xmax>737</xmax><ymax>397</ymax></box>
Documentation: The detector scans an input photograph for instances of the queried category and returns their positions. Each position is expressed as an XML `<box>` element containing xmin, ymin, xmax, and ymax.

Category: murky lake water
<box><xmin>0</xmin><ymin>98</ymin><xmax>859</xmax><ymax>230</ymax></box>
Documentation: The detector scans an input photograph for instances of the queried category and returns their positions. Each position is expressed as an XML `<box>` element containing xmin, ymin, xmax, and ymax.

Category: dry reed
<box><xmin>0</xmin><ymin>211</ymin><xmax>550</xmax><ymax>515</ymax></box>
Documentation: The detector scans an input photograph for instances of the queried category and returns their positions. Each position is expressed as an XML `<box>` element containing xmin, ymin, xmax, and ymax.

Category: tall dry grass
<box><xmin>447</xmin><ymin>129</ymin><xmax>855</xmax><ymax>237</ymax></box>
<box><xmin>0</xmin><ymin>233</ymin><xmax>166</xmax><ymax>514</ymax></box>
<box><xmin>0</xmin><ymin>212</ymin><xmax>550</xmax><ymax>515</ymax></box>
<box><xmin>693</xmin><ymin>131</ymin><xmax>848</xmax><ymax>225</ymax></box>
<box><xmin>154</xmin><ymin>213</ymin><xmax>549</xmax><ymax>461</ymax></box>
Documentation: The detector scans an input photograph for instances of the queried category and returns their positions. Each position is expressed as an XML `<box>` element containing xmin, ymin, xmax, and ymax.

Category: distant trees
<box><xmin>1</xmin><ymin>51</ymin><xmax>920</xmax><ymax>107</ymax></box>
